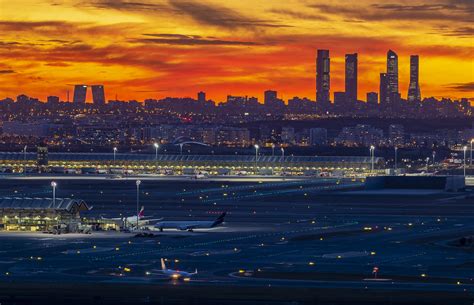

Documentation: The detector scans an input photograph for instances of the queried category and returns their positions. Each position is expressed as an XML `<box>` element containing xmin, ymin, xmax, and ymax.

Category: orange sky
<box><xmin>0</xmin><ymin>0</ymin><xmax>473</xmax><ymax>103</ymax></box>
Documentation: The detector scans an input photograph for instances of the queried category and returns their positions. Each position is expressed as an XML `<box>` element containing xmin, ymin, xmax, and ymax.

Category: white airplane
<box><xmin>154</xmin><ymin>212</ymin><xmax>226</xmax><ymax>232</ymax></box>
<box><xmin>103</xmin><ymin>206</ymin><xmax>163</xmax><ymax>228</ymax></box>
<box><xmin>190</xmin><ymin>171</ymin><xmax>209</xmax><ymax>179</ymax></box>
<box><xmin>159</xmin><ymin>258</ymin><xmax>197</xmax><ymax>280</ymax></box>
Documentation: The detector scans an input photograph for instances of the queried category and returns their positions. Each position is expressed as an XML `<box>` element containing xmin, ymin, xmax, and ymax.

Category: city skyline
<box><xmin>0</xmin><ymin>0</ymin><xmax>472</xmax><ymax>103</ymax></box>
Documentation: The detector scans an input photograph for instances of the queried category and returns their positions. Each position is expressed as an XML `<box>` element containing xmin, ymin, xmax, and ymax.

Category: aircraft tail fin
<box><xmin>138</xmin><ymin>206</ymin><xmax>145</xmax><ymax>219</ymax></box>
<box><xmin>212</xmin><ymin>212</ymin><xmax>226</xmax><ymax>227</ymax></box>
<box><xmin>161</xmin><ymin>258</ymin><xmax>166</xmax><ymax>271</ymax></box>
<box><xmin>194</xmin><ymin>268</ymin><xmax>198</xmax><ymax>275</ymax></box>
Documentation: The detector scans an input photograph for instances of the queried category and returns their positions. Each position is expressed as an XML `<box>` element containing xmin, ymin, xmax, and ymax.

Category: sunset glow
<box><xmin>0</xmin><ymin>0</ymin><xmax>472</xmax><ymax>102</ymax></box>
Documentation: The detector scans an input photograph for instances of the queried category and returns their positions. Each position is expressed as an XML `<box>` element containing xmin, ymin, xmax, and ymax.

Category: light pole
<box><xmin>254</xmin><ymin>144</ymin><xmax>259</xmax><ymax>174</ymax></box>
<box><xmin>271</xmin><ymin>144</ymin><xmax>275</xmax><ymax>157</ymax></box>
<box><xmin>154</xmin><ymin>142</ymin><xmax>159</xmax><ymax>160</ymax></box>
<box><xmin>23</xmin><ymin>145</ymin><xmax>27</xmax><ymax>174</ymax></box>
<box><xmin>113</xmin><ymin>147</ymin><xmax>117</xmax><ymax>165</ymax></box>
<box><xmin>463</xmin><ymin>146</ymin><xmax>467</xmax><ymax>177</ymax></box>
<box><xmin>370</xmin><ymin>145</ymin><xmax>375</xmax><ymax>173</ymax></box>
<box><xmin>136</xmin><ymin>180</ymin><xmax>141</xmax><ymax>229</ymax></box>
<box><xmin>51</xmin><ymin>181</ymin><xmax>57</xmax><ymax>206</ymax></box>
<box><xmin>394</xmin><ymin>146</ymin><xmax>398</xmax><ymax>173</ymax></box>
<box><xmin>425</xmin><ymin>157</ymin><xmax>430</xmax><ymax>172</ymax></box>
<box><xmin>470</xmin><ymin>139</ymin><xmax>473</xmax><ymax>167</ymax></box>
<box><xmin>432</xmin><ymin>151</ymin><xmax>436</xmax><ymax>167</ymax></box>
<box><xmin>179</xmin><ymin>143</ymin><xmax>183</xmax><ymax>155</ymax></box>
<box><xmin>281</xmin><ymin>147</ymin><xmax>285</xmax><ymax>173</ymax></box>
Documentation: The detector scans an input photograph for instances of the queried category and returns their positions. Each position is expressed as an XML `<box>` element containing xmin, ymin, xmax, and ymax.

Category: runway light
<box><xmin>238</xmin><ymin>269</ymin><xmax>245</xmax><ymax>274</ymax></box>
<box><xmin>408</xmin><ymin>223</ymin><xmax>413</xmax><ymax>226</ymax></box>
<box><xmin>77</xmin><ymin>250</ymin><xmax>81</xmax><ymax>254</ymax></box>
<box><xmin>145</xmin><ymin>271</ymin><xmax>151</xmax><ymax>275</ymax></box>
<box><xmin>37</xmin><ymin>257</ymin><xmax>42</xmax><ymax>260</ymax></box>
<box><xmin>175</xmin><ymin>259</ymin><xmax>180</xmax><ymax>263</ymax></box>
<box><xmin>370</xmin><ymin>252</ymin><xmax>376</xmax><ymax>255</ymax></box>
<box><xmin>5</xmin><ymin>272</ymin><xmax>9</xmax><ymax>276</ymax></box>
<box><xmin>421</xmin><ymin>273</ymin><xmax>427</xmax><ymax>277</ymax></box>
<box><xmin>183</xmin><ymin>277</ymin><xmax>191</xmax><ymax>282</ymax></box>
<box><xmin>234</xmin><ymin>248</ymin><xmax>238</xmax><ymax>252</ymax></box>
<box><xmin>93</xmin><ymin>245</ymin><xmax>97</xmax><ymax>249</ymax></box>
<box><xmin>115</xmin><ymin>247</ymin><xmax>120</xmax><ymax>251</ymax></box>
<box><xmin>124</xmin><ymin>267</ymin><xmax>131</xmax><ymax>272</ymax></box>
<box><xmin>364</xmin><ymin>227</ymin><xmax>372</xmax><ymax>231</ymax></box>
<box><xmin>337</xmin><ymin>255</ymin><xmax>342</xmax><ymax>259</ymax></box>
<box><xmin>308</xmin><ymin>262</ymin><xmax>315</xmax><ymax>266</ymax></box>
<box><xmin>456</xmin><ymin>281</ymin><xmax>461</xmax><ymax>285</ymax></box>
<box><xmin>320</xmin><ymin>237</ymin><xmax>323</xmax><ymax>241</ymax></box>
<box><xmin>171</xmin><ymin>274</ymin><xmax>180</xmax><ymax>279</ymax></box>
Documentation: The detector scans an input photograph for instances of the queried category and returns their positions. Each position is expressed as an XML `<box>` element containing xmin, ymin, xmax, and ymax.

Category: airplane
<box><xmin>154</xmin><ymin>212</ymin><xmax>226</xmax><ymax>232</ymax></box>
<box><xmin>192</xmin><ymin>171</ymin><xmax>209</xmax><ymax>179</ymax></box>
<box><xmin>158</xmin><ymin>258</ymin><xmax>197</xmax><ymax>280</ymax></box>
<box><xmin>103</xmin><ymin>206</ymin><xmax>163</xmax><ymax>228</ymax></box>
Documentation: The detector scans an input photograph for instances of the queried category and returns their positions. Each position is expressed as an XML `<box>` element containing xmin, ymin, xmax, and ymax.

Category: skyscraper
<box><xmin>407</xmin><ymin>55</ymin><xmax>421</xmax><ymax>102</ymax></box>
<box><xmin>316</xmin><ymin>49</ymin><xmax>330</xmax><ymax>107</ymax></box>
<box><xmin>91</xmin><ymin>85</ymin><xmax>105</xmax><ymax>105</ymax></box>
<box><xmin>73</xmin><ymin>85</ymin><xmax>87</xmax><ymax>104</ymax></box>
<box><xmin>386</xmin><ymin>50</ymin><xmax>399</xmax><ymax>106</ymax></box>
<box><xmin>345</xmin><ymin>53</ymin><xmax>358</xmax><ymax>103</ymax></box>
<box><xmin>380</xmin><ymin>73</ymin><xmax>389</xmax><ymax>106</ymax></box>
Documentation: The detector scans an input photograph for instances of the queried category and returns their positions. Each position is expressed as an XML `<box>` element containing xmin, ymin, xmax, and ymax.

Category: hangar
<box><xmin>0</xmin><ymin>197</ymin><xmax>91</xmax><ymax>233</ymax></box>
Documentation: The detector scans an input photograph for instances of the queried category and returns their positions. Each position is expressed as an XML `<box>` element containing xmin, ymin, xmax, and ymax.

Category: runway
<box><xmin>0</xmin><ymin>177</ymin><xmax>472</xmax><ymax>304</ymax></box>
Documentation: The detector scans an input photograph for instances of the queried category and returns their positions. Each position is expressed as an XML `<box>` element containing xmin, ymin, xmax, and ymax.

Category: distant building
<box><xmin>334</xmin><ymin>92</ymin><xmax>346</xmax><ymax>110</ymax></box>
<box><xmin>37</xmin><ymin>143</ymin><xmax>48</xmax><ymax>172</ymax></box>
<box><xmin>367</xmin><ymin>92</ymin><xmax>378</xmax><ymax>106</ymax></box>
<box><xmin>73</xmin><ymin>85</ymin><xmax>87</xmax><ymax>104</ymax></box>
<box><xmin>309</xmin><ymin>128</ymin><xmax>328</xmax><ymax>146</ymax></box>
<box><xmin>379</xmin><ymin>73</ymin><xmax>389</xmax><ymax>106</ymax></box>
<box><xmin>264</xmin><ymin>90</ymin><xmax>277</xmax><ymax>105</ymax></box>
<box><xmin>91</xmin><ymin>85</ymin><xmax>105</xmax><ymax>105</ymax></box>
<box><xmin>316</xmin><ymin>49</ymin><xmax>330</xmax><ymax>107</ymax></box>
<box><xmin>264</xmin><ymin>90</ymin><xmax>284</xmax><ymax>109</ymax></box>
<box><xmin>386</xmin><ymin>50</ymin><xmax>399</xmax><ymax>107</ymax></box>
<box><xmin>217</xmin><ymin>127</ymin><xmax>250</xmax><ymax>147</ymax></box>
<box><xmin>197</xmin><ymin>91</ymin><xmax>206</xmax><ymax>103</ymax></box>
<box><xmin>47</xmin><ymin>96</ymin><xmax>59</xmax><ymax>104</ymax></box>
<box><xmin>281</xmin><ymin>127</ymin><xmax>295</xmax><ymax>144</ymax></box>
<box><xmin>2</xmin><ymin>121</ymin><xmax>56</xmax><ymax>137</ymax></box>
<box><xmin>407</xmin><ymin>55</ymin><xmax>421</xmax><ymax>102</ymax></box>
<box><xmin>345</xmin><ymin>53</ymin><xmax>358</xmax><ymax>104</ymax></box>
<box><xmin>388</xmin><ymin>124</ymin><xmax>405</xmax><ymax>146</ymax></box>
<box><xmin>336</xmin><ymin>124</ymin><xmax>383</xmax><ymax>146</ymax></box>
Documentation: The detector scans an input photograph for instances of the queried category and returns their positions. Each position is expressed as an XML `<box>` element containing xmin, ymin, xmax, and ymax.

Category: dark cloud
<box><xmin>84</xmin><ymin>0</ymin><xmax>170</xmax><ymax>11</ymax></box>
<box><xmin>168</xmin><ymin>0</ymin><xmax>290</xmax><ymax>29</ymax></box>
<box><xmin>0</xmin><ymin>70</ymin><xmax>15</xmax><ymax>74</ymax></box>
<box><xmin>0</xmin><ymin>21</ymin><xmax>76</xmax><ymax>32</ymax></box>
<box><xmin>435</xmin><ymin>26</ymin><xmax>474</xmax><ymax>37</ymax></box>
<box><xmin>268</xmin><ymin>9</ymin><xmax>329</xmax><ymax>21</ymax></box>
<box><xmin>446</xmin><ymin>82</ymin><xmax>474</xmax><ymax>92</ymax></box>
<box><xmin>136</xmin><ymin>34</ymin><xmax>260</xmax><ymax>46</ymax></box>
<box><xmin>45</xmin><ymin>62</ymin><xmax>71</xmax><ymax>67</ymax></box>
<box><xmin>309</xmin><ymin>2</ymin><xmax>473</xmax><ymax>23</ymax></box>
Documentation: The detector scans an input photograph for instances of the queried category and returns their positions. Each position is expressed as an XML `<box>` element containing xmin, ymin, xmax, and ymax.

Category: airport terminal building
<box><xmin>0</xmin><ymin>152</ymin><xmax>386</xmax><ymax>175</ymax></box>
<box><xmin>0</xmin><ymin>197</ymin><xmax>91</xmax><ymax>232</ymax></box>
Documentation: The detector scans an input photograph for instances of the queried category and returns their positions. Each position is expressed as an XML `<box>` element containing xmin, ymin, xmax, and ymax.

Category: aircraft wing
<box><xmin>141</xmin><ymin>218</ymin><xmax>164</xmax><ymax>223</ymax></box>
